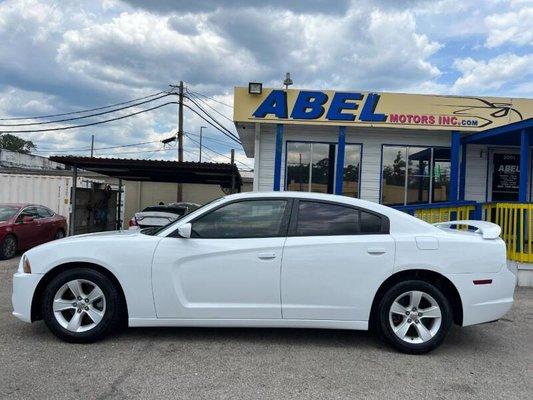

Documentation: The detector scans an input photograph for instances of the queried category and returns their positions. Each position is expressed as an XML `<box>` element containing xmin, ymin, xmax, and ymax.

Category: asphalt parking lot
<box><xmin>0</xmin><ymin>256</ymin><xmax>531</xmax><ymax>399</ymax></box>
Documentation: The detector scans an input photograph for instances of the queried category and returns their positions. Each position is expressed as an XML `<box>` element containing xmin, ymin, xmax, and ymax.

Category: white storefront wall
<box><xmin>254</xmin><ymin>124</ymin><xmax>455</xmax><ymax>202</ymax></box>
<box><xmin>252</xmin><ymin>123</ymin><xmax>529</xmax><ymax>204</ymax></box>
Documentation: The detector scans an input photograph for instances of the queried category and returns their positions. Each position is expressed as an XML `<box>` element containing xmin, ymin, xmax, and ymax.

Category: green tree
<box><xmin>0</xmin><ymin>134</ymin><xmax>36</xmax><ymax>154</ymax></box>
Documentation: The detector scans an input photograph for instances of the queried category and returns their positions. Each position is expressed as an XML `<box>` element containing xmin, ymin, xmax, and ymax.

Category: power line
<box><xmin>186</xmin><ymin>90</ymin><xmax>233</xmax><ymax>109</ymax></box>
<box><xmin>183</xmin><ymin>103</ymin><xmax>241</xmax><ymax>145</ymax></box>
<box><xmin>0</xmin><ymin>93</ymin><xmax>172</xmax><ymax>127</ymax></box>
<box><xmin>185</xmin><ymin>131</ymin><xmax>241</xmax><ymax>148</ymax></box>
<box><xmin>33</xmin><ymin>139</ymin><xmax>163</xmax><ymax>153</ymax></box>
<box><xmin>186</xmin><ymin>90</ymin><xmax>233</xmax><ymax>123</ymax></box>
<box><xmin>185</xmin><ymin>133</ymin><xmax>253</xmax><ymax>170</ymax></box>
<box><xmin>185</xmin><ymin>95</ymin><xmax>238</xmax><ymax>140</ymax></box>
<box><xmin>0</xmin><ymin>90</ymin><xmax>168</xmax><ymax>121</ymax></box>
<box><xmin>0</xmin><ymin>101</ymin><xmax>178</xmax><ymax>134</ymax></box>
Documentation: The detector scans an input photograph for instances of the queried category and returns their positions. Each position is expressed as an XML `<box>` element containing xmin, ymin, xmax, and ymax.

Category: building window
<box><xmin>381</xmin><ymin>145</ymin><xmax>450</xmax><ymax>205</ymax></box>
<box><xmin>286</xmin><ymin>142</ymin><xmax>361</xmax><ymax>197</ymax></box>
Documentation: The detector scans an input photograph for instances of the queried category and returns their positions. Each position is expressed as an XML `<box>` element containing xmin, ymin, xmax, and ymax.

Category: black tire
<box><xmin>41</xmin><ymin>267</ymin><xmax>124</xmax><ymax>343</ymax></box>
<box><xmin>0</xmin><ymin>234</ymin><xmax>17</xmax><ymax>260</ymax></box>
<box><xmin>375</xmin><ymin>280</ymin><xmax>452</xmax><ymax>354</ymax></box>
<box><xmin>54</xmin><ymin>229</ymin><xmax>65</xmax><ymax>240</ymax></box>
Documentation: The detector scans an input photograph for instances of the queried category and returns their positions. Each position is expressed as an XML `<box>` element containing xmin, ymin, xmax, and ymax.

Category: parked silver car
<box><xmin>128</xmin><ymin>202</ymin><xmax>200</xmax><ymax>229</ymax></box>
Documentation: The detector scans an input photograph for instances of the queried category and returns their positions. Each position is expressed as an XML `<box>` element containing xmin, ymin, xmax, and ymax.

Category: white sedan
<box><xmin>12</xmin><ymin>192</ymin><xmax>516</xmax><ymax>354</ymax></box>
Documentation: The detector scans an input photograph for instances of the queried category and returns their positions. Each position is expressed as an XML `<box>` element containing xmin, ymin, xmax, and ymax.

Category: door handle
<box><xmin>367</xmin><ymin>247</ymin><xmax>387</xmax><ymax>255</ymax></box>
<box><xmin>257</xmin><ymin>252</ymin><xmax>277</xmax><ymax>260</ymax></box>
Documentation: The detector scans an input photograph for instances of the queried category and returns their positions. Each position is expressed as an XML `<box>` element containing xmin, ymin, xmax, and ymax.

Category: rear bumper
<box><xmin>12</xmin><ymin>272</ymin><xmax>43</xmax><ymax>323</ymax></box>
<box><xmin>445</xmin><ymin>265</ymin><xmax>516</xmax><ymax>327</ymax></box>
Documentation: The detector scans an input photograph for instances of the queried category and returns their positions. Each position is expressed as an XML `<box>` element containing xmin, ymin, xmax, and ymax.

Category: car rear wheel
<box><xmin>376</xmin><ymin>280</ymin><xmax>452</xmax><ymax>354</ymax></box>
<box><xmin>0</xmin><ymin>235</ymin><xmax>17</xmax><ymax>260</ymax></box>
<box><xmin>41</xmin><ymin>268</ymin><xmax>124</xmax><ymax>343</ymax></box>
<box><xmin>54</xmin><ymin>230</ymin><xmax>65</xmax><ymax>240</ymax></box>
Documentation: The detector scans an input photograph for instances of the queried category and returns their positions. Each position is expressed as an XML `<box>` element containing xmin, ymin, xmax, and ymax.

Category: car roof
<box><xmin>0</xmin><ymin>203</ymin><xmax>30</xmax><ymax>208</ymax></box>
<box><xmin>0</xmin><ymin>203</ymin><xmax>51</xmax><ymax>209</ymax></box>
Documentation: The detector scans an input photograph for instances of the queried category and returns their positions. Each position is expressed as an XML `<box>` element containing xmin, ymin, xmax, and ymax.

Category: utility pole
<box><xmin>177</xmin><ymin>80</ymin><xmax>184</xmax><ymax>201</ymax></box>
<box><xmin>90</xmin><ymin>135</ymin><xmax>95</xmax><ymax>157</ymax></box>
<box><xmin>199</xmin><ymin>126</ymin><xmax>206</xmax><ymax>162</ymax></box>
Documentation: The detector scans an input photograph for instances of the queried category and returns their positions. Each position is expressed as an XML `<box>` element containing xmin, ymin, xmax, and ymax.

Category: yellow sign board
<box><xmin>233</xmin><ymin>87</ymin><xmax>532</xmax><ymax>131</ymax></box>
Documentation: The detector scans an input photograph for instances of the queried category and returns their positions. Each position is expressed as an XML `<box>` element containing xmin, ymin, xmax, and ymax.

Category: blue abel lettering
<box><xmin>253</xmin><ymin>90</ymin><xmax>288</xmax><ymax>118</ymax></box>
<box><xmin>326</xmin><ymin>92</ymin><xmax>363</xmax><ymax>121</ymax></box>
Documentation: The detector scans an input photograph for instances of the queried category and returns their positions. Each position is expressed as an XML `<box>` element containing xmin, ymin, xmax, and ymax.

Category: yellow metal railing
<box><xmin>483</xmin><ymin>202</ymin><xmax>533</xmax><ymax>262</ymax></box>
<box><xmin>414</xmin><ymin>205</ymin><xmax>475</xmax><ymax>224</ymax></box>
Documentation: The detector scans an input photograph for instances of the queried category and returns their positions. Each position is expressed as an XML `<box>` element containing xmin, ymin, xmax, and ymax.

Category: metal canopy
<box><xmin>462</xmin><ymin>118</ymin><xmax>533</xmax><ymax>145</ymax></box>
<box><xmin>49</xmin><ymin>156</ymin><xmax>242</xmax><ymax>188</ymax></box>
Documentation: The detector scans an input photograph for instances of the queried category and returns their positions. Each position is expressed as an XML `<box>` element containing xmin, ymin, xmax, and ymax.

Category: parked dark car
<box><xmin>0</xmin><ymin>204</ymin><xmax>68</xmax><ymax>260</ymax></box>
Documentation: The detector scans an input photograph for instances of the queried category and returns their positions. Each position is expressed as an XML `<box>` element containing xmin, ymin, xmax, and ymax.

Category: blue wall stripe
<box><xmin>335</xmin><ymin>126</ymin><xmax>346</xmax><ymax>195</ymax></box>
<box><xmin>449</xmin><ymin>131</ymin><xmax>461</xmax><ymax>201</ymax></box>
<box><xmin>459</xmin><ymin>143</ymin><xmax>467</xmax><ymax>200</ymax></box>
<box><xmin>273</xmin><ymin>124</ymin><xmax>284</xmax><ymax>191</ymax></box>
<box><xmin>519</xmin><ymin>129</ymin><xmax>529</xmax><ymax>202</ymax></box>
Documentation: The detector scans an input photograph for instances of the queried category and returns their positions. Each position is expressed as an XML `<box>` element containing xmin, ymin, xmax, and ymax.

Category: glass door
<box><xmin>491</xmin><ymin>151</ymin><xmax>520</xmax><ymax>201</ymax></box>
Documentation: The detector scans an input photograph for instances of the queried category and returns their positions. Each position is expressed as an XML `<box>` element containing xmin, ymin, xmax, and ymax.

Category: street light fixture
<box><xmin>199</xmin><ymin>126</ymin><xmax>207</xmax><ymax>162</ymax></box>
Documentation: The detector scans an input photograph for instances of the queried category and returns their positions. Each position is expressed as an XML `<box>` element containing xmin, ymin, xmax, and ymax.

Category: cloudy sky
<box><xmin>0</xmin><ymin>0</ymin><xmax>531</xmax><ymax>169</ymax></box>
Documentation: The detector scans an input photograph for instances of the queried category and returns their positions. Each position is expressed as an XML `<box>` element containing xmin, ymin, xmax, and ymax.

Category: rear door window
<box><xmin>293</xmin><ymin>201</ymin><xmax>386</xmax><ymax>236</ymax></box>
<box><xmin>36</xmin><ymin>207</ymin><xmax>54</xmax><ymax>218</ymax></box>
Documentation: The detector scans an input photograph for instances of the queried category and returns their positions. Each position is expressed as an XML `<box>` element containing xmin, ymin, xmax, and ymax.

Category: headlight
<box><xmin>22</xmin><ymin>255</ymin><xmax>32</xmax><ymax>274</ymax></box>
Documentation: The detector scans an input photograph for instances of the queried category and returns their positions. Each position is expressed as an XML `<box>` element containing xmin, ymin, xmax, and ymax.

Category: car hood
<box><xmin>61</xmin><ymin>229</ymin><xmax>140</xmax><ymax>242</ymax></box>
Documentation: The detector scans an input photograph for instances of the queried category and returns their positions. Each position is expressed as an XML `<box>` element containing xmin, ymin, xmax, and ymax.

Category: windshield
<box><xmin>141</xmin><ymin>197</ymin><xmax>224</xmax><ymax>236</ymax></box>
<box><xmin>0</xmin><ymin>206</ymin><xmax>19</xmax><ymax>222</ymax></box>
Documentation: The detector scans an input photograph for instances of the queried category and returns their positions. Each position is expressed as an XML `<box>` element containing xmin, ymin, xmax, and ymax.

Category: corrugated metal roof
<box><xmin>49</xmin><ymin>156</ymin><xmax>242</xmax><ymax>188</ymax></box>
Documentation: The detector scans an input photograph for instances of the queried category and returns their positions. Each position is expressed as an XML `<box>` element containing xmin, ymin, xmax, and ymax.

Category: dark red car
<box><xmin>0</xmin><ymin>204</ymin><xmax>68</xmax><ymax>260</ymax></box>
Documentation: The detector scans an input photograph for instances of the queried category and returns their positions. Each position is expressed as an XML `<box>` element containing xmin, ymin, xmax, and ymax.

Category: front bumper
<box><xmin>446</xmin><ymin>265</ymin><xmax>517</xmax><ymax>327</ymax></box>
<box><xmin>12</xmin><ymin>272</ymin><xmax>43</xmax><ymax>323</ymax></box>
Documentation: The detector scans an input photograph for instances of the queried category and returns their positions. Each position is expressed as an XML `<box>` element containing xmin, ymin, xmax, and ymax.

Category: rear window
<box><xmin>0</xmin><ymin>206</ymin><xmax>19</xmax><ymax>222</ymax></box>
<box><xmin>142</xmin><ymin>206</ymin><xmax>186</xmax><ymax>215</ymax></box>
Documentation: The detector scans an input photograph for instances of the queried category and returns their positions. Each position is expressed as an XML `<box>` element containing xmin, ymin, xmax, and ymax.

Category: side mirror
<box><xmin>22</xmin><ymin>216</ymin><xmax>35</xmax><ymax>224</ymax></box>
<box><xmin>177</xmin><ymin>223</ymin><xmax>192</xmax><ymax>238</ymax></box>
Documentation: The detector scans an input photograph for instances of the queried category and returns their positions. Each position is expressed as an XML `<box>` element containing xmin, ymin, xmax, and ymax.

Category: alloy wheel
<box><xmin>52</xmin><ymin>279</ymin><xmax>106</xmax><ymax>333</ymax></box>
<box><xmin>388</xmin><ymin>290</ymin><xmax>442</xmax><ymax>344</ymax></box>
<box><xmin>3</xmin><ymin>236</ymin><xmax>16</xmax><ymax>258</ymax></box>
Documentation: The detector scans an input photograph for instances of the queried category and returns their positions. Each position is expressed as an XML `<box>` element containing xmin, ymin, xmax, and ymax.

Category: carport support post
<box><xmin>117</xmin><ymin>178</ymin><xmax>122</xmax><ymax>230</ymax></box>
<box><xmin>335</xmin><ymin>126</ymin><xmax>346</xmax><ymax>195</ymax></box>
<box><xmin>69</xmin><ymin>165</ymin><xmax>77</xmax><ymax>236</ymax></box>
<box><xmin>449</xmin><ymin>131</ymin><xmax>461</xmax><ymax>202</ymax></box>
<box><xmin>519</xmin><ymin>129</ymin><xmax>529</xmax><ymax>202</ymax></box>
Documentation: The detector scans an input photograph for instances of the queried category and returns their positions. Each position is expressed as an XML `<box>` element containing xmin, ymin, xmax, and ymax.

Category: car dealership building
<box><xmin>233</xmin><ymin>86</ymin><xmax>533</xmax><ymax>276</ymax></box>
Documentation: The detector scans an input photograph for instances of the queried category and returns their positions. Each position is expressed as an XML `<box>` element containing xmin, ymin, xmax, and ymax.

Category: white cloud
<box><xmin>0</xmin><ymin>0</ymin><xmax>531</xmax><ymax>165</ymax></box>
<box><xmin>451</xmin><ymin>53</ymin><xmax>533</xmax><ymax>94</ymax></box>
<box><xmin>484</xmin><ymin>7</ymin><xmax>533</xmax><ymax>47</ymax></box>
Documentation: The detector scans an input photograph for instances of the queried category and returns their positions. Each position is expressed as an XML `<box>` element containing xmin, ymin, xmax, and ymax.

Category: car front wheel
<box><xmin>41</xmin><ymin>268</ymin><xmax>124</xmax><ymax>343</ymax></box>
<box><xmin>376</xmin><ymin>280</ymin><xmax>452</xmax><ymax>354</ymax></box>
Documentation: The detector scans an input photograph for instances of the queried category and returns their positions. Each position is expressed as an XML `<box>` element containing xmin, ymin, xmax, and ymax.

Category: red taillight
<box><xmin>473</xmin><ymin>279</ymin><xmax>493</xmax><ymax>285</ymax></box>
<box><xmin>128</xmin><ymin>218</ymin><xmax>138</xmax><ymax>227</ymax></box>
